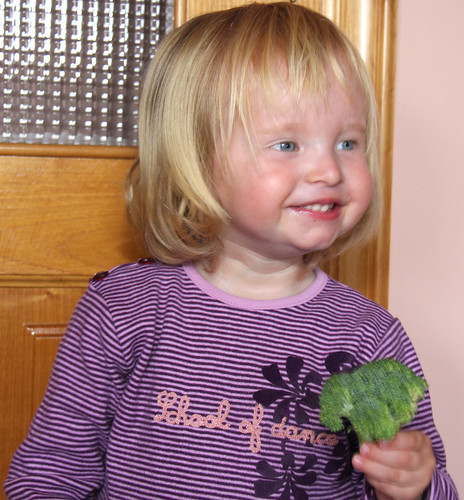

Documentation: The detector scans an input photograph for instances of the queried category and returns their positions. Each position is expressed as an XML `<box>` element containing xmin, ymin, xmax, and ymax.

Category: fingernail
<box><xmin>360</xmin><ymin>443</ymin><xmax>370</xmax><ymax>456</ymax></box>
<box><xmin>352</xmin><ymin>454</ymin><xmax>363</xmax><ymax>469</ymax></box>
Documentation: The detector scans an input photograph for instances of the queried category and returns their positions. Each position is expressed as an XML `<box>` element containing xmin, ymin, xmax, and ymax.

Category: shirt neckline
<box><xmin>183</xmin><ymin>262</ymin><xmax>328</xmax><ymax>310</ymax></box>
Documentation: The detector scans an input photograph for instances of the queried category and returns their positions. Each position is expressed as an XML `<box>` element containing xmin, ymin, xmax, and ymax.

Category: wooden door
<box><xmin>0</xmin><ymin>1</ymin><xmax>397</xmax><ymax>495</ymax></box>
<box><xmin>0</xmin><ymin>145</ymin><xmax>142</xmax><ymax>493</ymax></box>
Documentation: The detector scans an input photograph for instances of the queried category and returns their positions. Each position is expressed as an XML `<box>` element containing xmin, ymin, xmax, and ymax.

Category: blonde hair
<box><xmin>126</xmin><ymin>2</ymin><xmax>382</xmax><ymax>266</ymax></box>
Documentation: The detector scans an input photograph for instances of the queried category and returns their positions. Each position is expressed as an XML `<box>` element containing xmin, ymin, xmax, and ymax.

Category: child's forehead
<box><xmin>243</xmin><ymin>72</ymin><xmax>365</xmax><ymax>120</ymax></box>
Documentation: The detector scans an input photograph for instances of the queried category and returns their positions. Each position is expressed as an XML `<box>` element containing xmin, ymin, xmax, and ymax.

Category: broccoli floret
<box><xmin>319</xmin><ymin>358</ymin><xmax>428</xmax><ymax>444</ymax></box>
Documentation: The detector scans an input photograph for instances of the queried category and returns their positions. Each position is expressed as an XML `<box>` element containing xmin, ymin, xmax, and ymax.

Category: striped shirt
<box><xmin>4</xmin><ymin>260</ymin><xmax>458</xmax><ymax>499</ymax></box>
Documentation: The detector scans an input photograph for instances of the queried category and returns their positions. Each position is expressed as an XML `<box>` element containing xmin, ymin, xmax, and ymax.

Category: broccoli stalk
<box><xmin>319</xmin><ymin>358</ymin><xmax>428</xmax><ymax>444</ymax></box>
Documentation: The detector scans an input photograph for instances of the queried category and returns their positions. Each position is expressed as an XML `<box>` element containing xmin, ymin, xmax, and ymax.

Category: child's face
<box><xmin>214</xmin><ymin>76</ymin><xmax>373</xmax><ymax>262</ymax></box>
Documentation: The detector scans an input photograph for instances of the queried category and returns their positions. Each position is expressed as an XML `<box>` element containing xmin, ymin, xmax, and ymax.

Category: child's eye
<box><xmin>271</xmin><ymin>141</ymin><xmax>297</xmax><ymax>152</ymax></box>
<box><xmin>337</xmin><ymin>140</ymin><xmax>355</xmax><ymax>151</ymax></box>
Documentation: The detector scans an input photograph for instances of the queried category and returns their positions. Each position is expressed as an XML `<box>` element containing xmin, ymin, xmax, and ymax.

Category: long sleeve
<box><xmin>360</xmin><ymin>319</ymin><xmax>459</xmax><ymax>499</ymax></box>
<box><xmin>426</xmin><ymin>468</ymin><xmax>460</xmax><ymax>499</ymax></box>
<box><xmin>4</xmin><ymin>286</ymin><xmax>129</xmax><ymax>499</ymax></box>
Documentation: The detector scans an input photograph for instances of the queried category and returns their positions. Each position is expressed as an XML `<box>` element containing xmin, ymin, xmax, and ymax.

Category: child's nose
<box><xmin>303</xmin><ymin>150</ymin><xmax>343</xmax><ymax>186</ymax></box>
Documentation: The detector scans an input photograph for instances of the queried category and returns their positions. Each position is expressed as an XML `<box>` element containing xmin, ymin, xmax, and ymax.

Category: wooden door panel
<box><xmin>26</xmin><ymin>324</ymin><xmax>66</xmax><ymax>416</ymax></box>
<box><xmin>0</xmin><ymin>149</ymin><xmax>140</xmax><ymax>277</ymax></box>
<box><xmin>0</xmin><ymin>146</ymin><xmax>142</xmax><ymax>491</ymax></box>
<box><xmin>0</xmin><ymin>287</ymin><xmax>84</xmax><ymax>488</ymax></box>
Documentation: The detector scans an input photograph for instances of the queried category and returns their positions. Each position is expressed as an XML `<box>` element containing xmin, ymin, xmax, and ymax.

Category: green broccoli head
<box><xmin>319</xmin><ymin>358</ymin><xmax>428</xmax><ymax>444</ymax></box>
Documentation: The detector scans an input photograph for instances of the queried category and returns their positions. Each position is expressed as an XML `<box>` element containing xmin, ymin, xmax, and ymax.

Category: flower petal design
<box><xmin>302</xmin><ymin>390</ymin><xmax>319</xmax><ymax>410</ymax></box>
<box><xmin>324</xmin><ymin>458</ymin><xmax>344</xmax><ymax>474</ymax></box>
<box><xmin>301</xmin><ymin>371</ymin><xmax>322</xmax><ymax>390</ymax></box>
<box><xmin>294</xmin><ymin>402</ymin><xmax>310</xmax><ymax>425</ymax></box>
<box><xmin>262</xmin><ymin>363</ymin><xmax>290</xmax><ymax>389</ymax></box>
<box><xmin>298</xmin><ymin>454</ymin><xmax>317</xmax><ymax>472</ymax></box>
<box><xmin>274</xmin><ymin>398</ymin><xmax>292</xmax><ymax>423</ymax></box>
<box><xmin>254</xmin><ymin>441</ymin><xmax>318</xmax><ymax>499</ymax></box>
<box><xmin>296</xmin><ymin>470</ymin><xmax>317</xmax><ymax>486</ymax></box>
<box><xmin>256</xmin><ymin>460</ymin><xmax>281</xmax><ymax>479</ymax></box>
<box><xmin>290</xmin><ymin>482</ymin><xmax>309</xmax><ymax>500</ymax></box>
<box><xmin>255</xmin><ymin>479</ymin><xmax>284</xmax><ymax>498</ymax></box>
<box><xmin>325</xmin><ymin>351</ymin><xmax>356</xmax><ymax>374</ymax></box>
<box><xmin>254</xmin><ymin>389</ymin><xmax>289</xmax><ymax>407</ymax></box>
<box><xmin>286</xmin><ymin>356</ymin><xmax>304</xmax><ymax>390</ymax></box>
<box><xmin>278</xmin><ymin>483</ymin><xmax>292</xmax><ymax>500</ymax></box>
<box><xmin>281</xmin><ymin>450</ymin><xmax>295</xmax><ymax>470</ymax></box>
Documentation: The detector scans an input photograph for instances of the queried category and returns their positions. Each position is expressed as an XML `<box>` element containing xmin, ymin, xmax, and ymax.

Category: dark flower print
<box><xmin>253</xmin><ymin>356</ymin><xmax>322</xmax><ymax>425</ymax></box>
<box><xmin>321</xmin><ymin>415</ymin><xmax>361</xmax><ymax>481</ymax></box>
<box><xmin>322</xmin><ymin>421</ymin><xmax>355</xmax><ymax>481</ymax></box>
<box><xmin>324</xmin><ymin>440</ymin><xmax>348</xmax><ymax>475</ymax></box>
<box><xmin>253</xmin><ymin>353</ymin><xmax>356</xmax><ymax>426</ymax></box>
<box><xmin>324</xmin><ymin>351</ymin><xmax>357</xmax><ymax>375</ymax></box>
<box><xmin>252</xmin><ymin>352</ymin><xmax>361</xmax><ymax>493</ymax></box>
<box><xmin>254</xmin><ymin>440</ymin><xmax>317</xmax><ymax>499</ymax></box>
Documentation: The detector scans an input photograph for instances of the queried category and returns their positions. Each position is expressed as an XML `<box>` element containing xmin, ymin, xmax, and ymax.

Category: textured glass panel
<box><xmin>0</xmin><ymin>0</ymin><xmax>174</xmax><ymax>145</ymax></box>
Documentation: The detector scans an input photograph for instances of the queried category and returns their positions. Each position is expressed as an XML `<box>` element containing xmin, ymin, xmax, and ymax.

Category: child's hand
<box><xmin>352</xmin><ymin>431</ymin><xmax>436</xmax><ymax>500</ymax></box>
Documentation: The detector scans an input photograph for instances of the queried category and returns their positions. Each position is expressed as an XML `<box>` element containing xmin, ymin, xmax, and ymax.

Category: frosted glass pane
<box><xmin>0</xmin><ymin>0</ymin><xmax>173</xmax><ymax>145</ymax></box>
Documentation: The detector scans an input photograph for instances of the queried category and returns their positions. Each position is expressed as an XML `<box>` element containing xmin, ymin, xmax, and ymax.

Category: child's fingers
<box><xmin>360</xmin><ymin>431</ymin><xmax>435</xmax><ymax>467</ymax></box>
<box><xmin>353</xmin><ymin>449</ymin><xmax>414</xmax><ymax>485</ymax></box>
<box><xmin>378</xmin><ymin>430</ymin><xmax>431</xmax><ymax>453</ymax></box>
<box><xmin>353</xmin><ymin>452</ymin><xmax>428</xmax><ymax>500</ymax></box>
<box><xmin>366</xmin><ymin>477</ymin><xmax>423</xmax><ymax>500</ymax></box>
<box><xmin>359</xmin><ymin>437</ymin><xmax>426</xmax><ymax>470</ymax></box>
<box><xmin>352</xmin><ymin>431</ymin><xmax>436</xmax><ymax>500</ymax></box>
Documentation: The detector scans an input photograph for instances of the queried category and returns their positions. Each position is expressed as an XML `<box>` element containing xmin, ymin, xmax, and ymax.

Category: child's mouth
<box><xmin>289</xmin><ymin>202</ymin><xmax>341</xmax><ymax>220</ymax></box>
<box><xmin>301</xmin><ymin>203</ymin><xmax>335</xmax><ymax>213</ymax></box>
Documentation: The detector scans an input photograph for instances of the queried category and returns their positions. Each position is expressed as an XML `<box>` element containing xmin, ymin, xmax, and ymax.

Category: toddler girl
<box><xmin>5</xmin><ymin>3</ymin><xmax>458</xmax><ymax>499</ymax></box>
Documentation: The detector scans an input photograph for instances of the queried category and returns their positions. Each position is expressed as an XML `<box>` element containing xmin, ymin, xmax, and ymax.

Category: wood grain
<box><xmin>0</xmin><ymin>288</ymin><xmax>84</xmax><ymax>489</ymax></box>
<box><xmin>0</xmin><ymin>150</ymin><xmax>141</xmax><ymax>491</ymax></box>
<box><xmin>0</xmin><ymin>154</ymin><xmax>142</xmax><ymax>282</ymax></box>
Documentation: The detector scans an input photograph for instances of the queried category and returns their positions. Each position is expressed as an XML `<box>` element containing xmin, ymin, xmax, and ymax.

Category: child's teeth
<box><xmin>305</xmin><ymin>203</ymin><xmax>333</xmax><ymax>212</ymax></box>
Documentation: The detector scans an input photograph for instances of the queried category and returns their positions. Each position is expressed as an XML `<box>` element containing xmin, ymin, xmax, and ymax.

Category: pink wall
<box><xmin>389</xmin><ymin>0</ymin><xmax>464</xmax><ymax>495</ymax></box>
